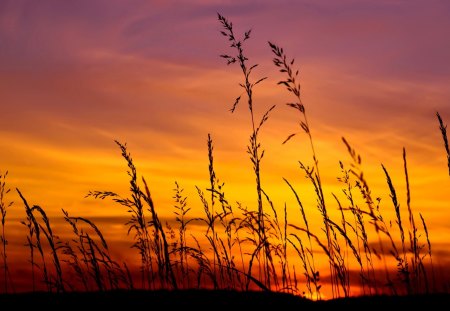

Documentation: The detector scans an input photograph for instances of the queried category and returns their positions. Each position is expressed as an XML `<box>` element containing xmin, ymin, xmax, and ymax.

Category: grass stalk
<box><xmin>218</xmin><ymin>13</ymin><xmax>275</xmax><ymax>288</ymax></box>
<box><xmin>0</xmin><ymin>171</ymin><xmax>13</xmax><ymax>293</ymax></box>
<box><xmin>436</xmin><ymin>112</ymin><xmax>450</xmax><ymax>175</ymax></box>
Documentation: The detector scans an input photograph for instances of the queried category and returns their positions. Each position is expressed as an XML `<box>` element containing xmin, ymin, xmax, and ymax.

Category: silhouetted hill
<box><xmin>0</xmin><ymin>290</ymin><xmax>449</xmax><ymax>309</ymax></box>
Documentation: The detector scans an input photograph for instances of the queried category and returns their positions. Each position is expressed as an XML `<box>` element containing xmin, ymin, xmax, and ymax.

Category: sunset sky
<box><xmin>1</xmin><ymin>0</ymin><xmax>449</xmax><ymax>295</ymax></box>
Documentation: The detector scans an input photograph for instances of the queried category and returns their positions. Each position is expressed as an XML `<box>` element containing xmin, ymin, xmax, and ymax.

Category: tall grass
<box><xmin>17</xmin><ymin>189</ymin><xmax>64</xmax><ymax>293</ymax></box>
<box><xmin>172</xmin><ymin>181</ymin><xmax>191</xmax><ymax>288</ymax></box>
<box><xmin>87</xmin><ymin>140</ymin><xmax>176</xmax><ymax>290</ymax></box>
<box><xmin>62</xmin><ymin>209</ymin><xmax>132</xmax><ymax>291</ymax></box>
<box><xmin>269</xmin><ymin>41</ymin><xmax>349</xmax><ymax>298</ymax></box>
<box><xmin>0</xmin><ymin>171</ymin><xmax>13</xmax><ymax>293</ymax></box>
<box><xmin>436</xmin><ymin>112</ymin><xmax>450</xmax><ymax>175</ymax></box>
<box><xmin>0</xmin><ymin>13</ymin><xmax>446</xmax><ymax>300</ymax></box>
<box><xmin>218</xmin><ymin>13</ymin><xmax>276</xmax><ymax>289</ymax></box>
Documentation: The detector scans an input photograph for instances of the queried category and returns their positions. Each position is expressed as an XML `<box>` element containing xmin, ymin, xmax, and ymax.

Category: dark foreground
<box><xmin>0</xmin><ymin>290</ymin><xmax>449</xmax><ymax>308</ymax></box>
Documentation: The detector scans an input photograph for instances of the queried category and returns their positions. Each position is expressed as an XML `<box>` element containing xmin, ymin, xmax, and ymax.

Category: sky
<box><xmin>1</xmin><ymin>0</ymin><xmax>450</xmax><ymax>296</ymax></box>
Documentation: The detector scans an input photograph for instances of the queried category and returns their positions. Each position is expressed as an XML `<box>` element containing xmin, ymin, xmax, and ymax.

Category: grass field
<box><xmin>0</xmin><ymin>13</ymin><xmax>449</xmax><ymax>304</ymax></box>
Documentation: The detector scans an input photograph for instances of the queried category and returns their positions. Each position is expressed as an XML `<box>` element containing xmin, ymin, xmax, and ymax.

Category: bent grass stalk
<box><xmin>381</xmin><ymin>164</ymin><xmax>411</xmax><ymax>294</ymax></box>
<box><xmin>270</xmin><ymin>41</ymin><xmax>341</xmax><ymax>298</ymax></box>
<box><xmin>436</xmin><ymin>112</ymin><xmax>450</xmax><ymax>175</ymax></box>
<box><xmin>17</xmin><ymin>189</ymin><xmax>64</xmax><ymax>292</ymax></box>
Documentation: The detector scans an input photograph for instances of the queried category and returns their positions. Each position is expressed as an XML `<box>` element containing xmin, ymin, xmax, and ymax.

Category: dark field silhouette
<box><xmin>0</xmin><ymin>290</ymin><xmax>449</xmax><ymax>308</ymax></box>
